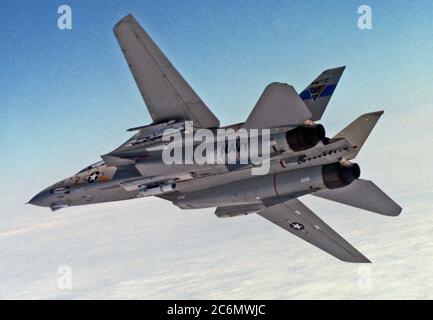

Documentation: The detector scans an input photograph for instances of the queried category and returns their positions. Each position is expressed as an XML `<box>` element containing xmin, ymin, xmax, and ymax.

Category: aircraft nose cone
<box><xmin>28</xmin><ymin>189</ymin><xmax>52</xmax><ymax>207</ymax></box>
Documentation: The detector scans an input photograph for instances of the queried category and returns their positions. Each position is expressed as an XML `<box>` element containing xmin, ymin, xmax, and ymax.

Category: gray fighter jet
<box><xmin>29</xmin><ymin>14</ymin><xmax>401</xmax><ymax>262</ymax></box>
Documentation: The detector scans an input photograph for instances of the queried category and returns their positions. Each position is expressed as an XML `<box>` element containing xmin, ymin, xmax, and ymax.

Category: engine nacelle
<box><xmin>272</xmin><ymin>124</ymin><xmax>326</xmax><ymax>153</ymax></box>
<box><xmin>285</xmin><ymin>124</ymin><xmax>326</xmax><ymax>152</ymax></box>
<box><xmin>175</xmin><ymin>161</ymin><xmax>360</xmax><ymax>209</ymax></box>
<box><xmin>322</xmin><ymin>162</ymin><xmax>360</xmax><ymax>189</ymax></box>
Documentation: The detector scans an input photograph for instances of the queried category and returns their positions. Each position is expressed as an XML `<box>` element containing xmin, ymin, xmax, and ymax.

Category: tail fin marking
<box><xmin>300</xmin><ymin>66</ymin><xmax>346</xmax><ymax>120</ymax></box>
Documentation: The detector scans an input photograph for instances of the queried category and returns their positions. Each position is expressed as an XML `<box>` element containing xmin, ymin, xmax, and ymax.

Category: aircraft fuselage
<box><xmin>29</xmin><ymin>127</ymin><xmax>357</xmax><ymax>211</ymax></box>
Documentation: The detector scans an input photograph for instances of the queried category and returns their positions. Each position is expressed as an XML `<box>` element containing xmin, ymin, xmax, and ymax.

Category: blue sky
<box><xmin>1</xmin><ymin>0</ymin><xmax>433</xmax><ymax>299</ymax></box>
<box><xmin>2</xmin><ymin>0</ymin><xmax>433</xmax><ymax>188</ymax></box>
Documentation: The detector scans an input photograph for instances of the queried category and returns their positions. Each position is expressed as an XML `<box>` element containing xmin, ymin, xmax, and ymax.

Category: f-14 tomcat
<box><xmin>29</xmin><ymin>14</ymin><xmax>401</xmax><ymax>262</ymax></box>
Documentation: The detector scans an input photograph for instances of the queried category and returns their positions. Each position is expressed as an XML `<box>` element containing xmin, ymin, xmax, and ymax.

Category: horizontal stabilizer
<box><xmin>243</xmin><ymin>83</ymin><xmax>312</xmax><ymax>129</ymax></box>
<box><xmin>314</xmin><ymin>179</ymin><xmax>402</xmax><ymax>216</ymax></box>
<box><xmin>300</xmin><ymin>66</ymin><xmax>346</xmax><ymax>121</ymax></box>
<box><xmin>333</xmin><ymin>110</ymin><xmax>383</xmax><ymax>159</ymax></box>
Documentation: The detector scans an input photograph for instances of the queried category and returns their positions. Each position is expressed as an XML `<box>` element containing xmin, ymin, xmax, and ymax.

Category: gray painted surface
<box><xmin>29</xmin><ymin>14</ymin><xmax>401</xmax><ymax>263</ymax></box>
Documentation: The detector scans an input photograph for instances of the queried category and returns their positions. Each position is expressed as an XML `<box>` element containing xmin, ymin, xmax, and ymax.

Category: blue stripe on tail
<box><xmin>299</xmin><ymin>90</ymin><xmax>311</xmax><ymax>100</ymax></box>
<box><xmin>300</xmin><ymin>84</ymin><xmax>337</xmax><ymax>101</ymax></box>
<box><xmin>319</xmin><ymin>84</ymin><xmax>336</xmax><ymax>98</ymax></box>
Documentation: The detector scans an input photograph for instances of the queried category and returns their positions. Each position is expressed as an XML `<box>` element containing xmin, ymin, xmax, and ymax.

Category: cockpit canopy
<box><xmin>76</xmin><ymin>160</ymin><xmax>104</xmax><ymax>174</ymax></box>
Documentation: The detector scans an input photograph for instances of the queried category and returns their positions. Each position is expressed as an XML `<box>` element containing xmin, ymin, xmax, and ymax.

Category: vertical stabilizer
<box><xmin>299</xmin><ymin>66</ymin><xmax>346</xmax><ymax>121</ymax></box>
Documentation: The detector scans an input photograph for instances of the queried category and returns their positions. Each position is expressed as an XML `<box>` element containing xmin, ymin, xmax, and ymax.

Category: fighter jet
<box><xmin>29</xmin><ymin>14</ymin><xmax>401</xmax><ymax>262</ymax></box>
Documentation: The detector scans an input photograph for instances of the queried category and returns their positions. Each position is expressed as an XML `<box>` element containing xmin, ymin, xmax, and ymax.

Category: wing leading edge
<box><xmin>113</xmin><ymin>14</ymin><xmax>220</xmax><ymax>128</ymax></box>
<box><xmin>257</xmin><ymin>199</ymin><xmax>370</xmax><ymax>263</ymax></box>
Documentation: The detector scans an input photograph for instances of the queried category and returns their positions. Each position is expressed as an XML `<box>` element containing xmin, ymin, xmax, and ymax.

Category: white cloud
<box><xmin>1</xmin><ymin>105</ymin><xmax>433</xmax><ymax>299</ymax></box>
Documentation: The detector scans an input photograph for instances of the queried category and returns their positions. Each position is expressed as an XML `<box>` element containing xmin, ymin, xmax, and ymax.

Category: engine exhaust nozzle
<box><xmin>285</xmin><ymin>124</ymin><xmax>326</xmax><ymax>152</ymax></box>
<box><xmin>322</xmin><ymin>162</ymin><xmax>360</xmax><ymax>189</ymax></box>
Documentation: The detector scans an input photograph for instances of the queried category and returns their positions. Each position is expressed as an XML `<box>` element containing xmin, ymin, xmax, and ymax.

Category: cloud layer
<box><xmin>1</xmin><ymin>105</ymin><xmax>433</xmax><ymax>299</ymax></box>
